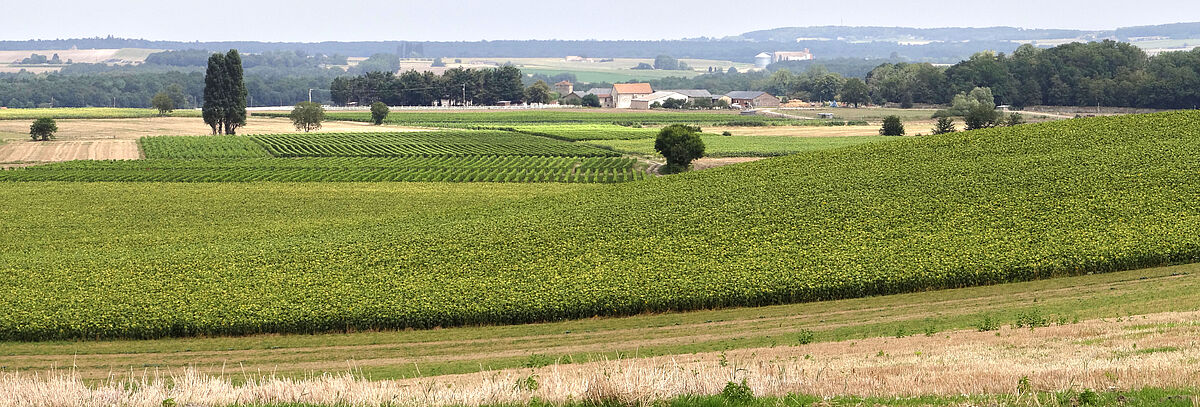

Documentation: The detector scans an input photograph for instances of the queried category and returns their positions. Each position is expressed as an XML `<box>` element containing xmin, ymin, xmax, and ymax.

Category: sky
<box><xmin>1</xmin><ymin>0</ymin><xmax>1198</xmax><ymax>42</ymax></box>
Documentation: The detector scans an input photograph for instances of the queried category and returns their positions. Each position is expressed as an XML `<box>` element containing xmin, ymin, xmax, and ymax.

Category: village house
<box><xmin>559</xmin><ymin>90</ymin><xmax>588</xmax><ymax>105</ymax></box>
<box><xmin>665</xmin><ymin>89</ymin><xmax>714</xmax><ymax>104</ymax></box>
<box><xmin>554</xmin><ymin>81</ymin><xmax>574</xmax><ymax>96</ymax></box>
<box><xmin>726</xmin><ymin>91</ymin><xmax>781</xmax><ymax>108</ymax></box>
<box><xmin>630</xmin><ymin>91</ymin><xmax>689</xmax><ymax>109</ymax></box>
<box><xmin>611</xmin><ymin>83</ymin><xmax>653</xmax><ymax>108</ymax></box>
<box><xmin>772</xmin><ymin>49</ymin><xmax>814</xmax><ymax>62</ymax></box>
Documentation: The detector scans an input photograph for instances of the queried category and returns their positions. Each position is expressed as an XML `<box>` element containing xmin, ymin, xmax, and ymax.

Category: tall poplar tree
<box><xmin>223</xmin><ymin>50</ymin><xmax>247</xmax><ymax>135</ymax></box>
<box><xmin>202</xmin><ymin>53</ymin><xmax>227</xmax><ymax>135</ymax></box>
<box><xmin>202</xmin><ymin>50</ymin><xmax>247</xmax><ymax>135</ymax></box>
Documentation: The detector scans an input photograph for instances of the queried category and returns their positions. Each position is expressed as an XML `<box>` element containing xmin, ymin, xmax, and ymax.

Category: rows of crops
<box><xmin>255</xmin><ymin>110</ymin><xmax>806</xmax><ymax>126</ymax></box>
<box><xmin>3</xmin><ymin>112</ymin><xmax>1199</xmax><ymax>340</ymax></box>
<box><xmin>0</xmin><ymin>156</ymin><xmax>645</xmax><ymax>183</ymax></box>
<box><xmin>586</xmin><ymin>135</ymin><xmax>897</xmax><ymax>157</ymax></box>
<box><xmin>249</xmin><ymin>131</ymin><xmax>618</xmax><ymax>158</ymax></box>
<box><xmin>141</xmin><ymin>135</ymin><xmax>272</xmax><ymax>159</ymax></box>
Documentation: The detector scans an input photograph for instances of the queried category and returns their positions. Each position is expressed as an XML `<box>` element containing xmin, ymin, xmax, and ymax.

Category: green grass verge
<box><xmin>1</xmin><ymin>112</ymin><xmax>1199</xmax><ymax>340</ymax></box>
<box><xmin>587</xmin><ymin>134</ymin><xmax>895</xmax><ymax>157</ymax></box>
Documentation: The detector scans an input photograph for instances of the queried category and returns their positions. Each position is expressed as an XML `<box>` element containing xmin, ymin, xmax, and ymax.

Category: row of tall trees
<box><xmin>329</xmin><ymin>66</ymin><xmax>525</xmax><ymax>106</ymax></box>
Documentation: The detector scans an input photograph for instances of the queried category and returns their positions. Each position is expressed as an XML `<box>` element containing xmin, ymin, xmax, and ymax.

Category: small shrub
<box><xmin>721</xmin><ymin>379</ymin><xmax>754</xmax><ymax>402</ymax></box>
<box><xmin>976</xmin><ymin>315</ymin><xmax>999</xmax><ymax>332</ymax></box>
<box><xmin>722</xmin><ymin>131</ymin><xmax>733</xmax><ymax>136</ymax></box>
<box><xmin>879</xmin><ymin>115</ymin><xmax>905</xmax><ymax>136</ymax></box>
<box><xmin>931</xmin><ymin>117</ymin><xmax>956</xmax><ymax>135</ymax></box>
<box><xmin>1015</xmin><ymin>309</ymin><xmax>1049</xmax><ymax>329</ymax></box>
<box><xmin>797</xmin><ymin>329</ymin><xmax>815</xmax><ymax>345</ymax></box>
<box><xmin>523</xmin><ymin>353</ymin><xmax>555</xmax><ymax>368</ymax></box>
<box><xmin>515</xmin><ymin>375</ymin><xmax>540</xmax><ymax>392</ymax></box>
<box><xmin>1079</xmin><ymin>388</ymin><xmax>1099</xmax><ymax>405</ymax></box>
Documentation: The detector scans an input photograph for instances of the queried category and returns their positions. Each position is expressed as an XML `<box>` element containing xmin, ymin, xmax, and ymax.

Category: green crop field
<box><xmin>1</xmin><ymin>111</ymin><xmax>1198</xmax><ymax>340</ymax></box>
<box><xmin>141</xmin><ymin>135</ymin><xmax>273</xmax><ymax>159</ymax></box>
<box><xmin>259</xmin><ymin>110</ymin><xmax>806</xmax><ymax>127</ymax></box>
<box><xmin>588</xmin><ymin>134</ymin><xmax>896</xmax><ymax>157</ymax></box>
<box><xmin>0</xmin><ymin>107</ymin><xmax>200</xmax><ymax>120</ymax></box>
<box><xmin>0</xmin><ymin>157</ymin><xmax>644</xmax><ymax>183</ymax></box>
<box><xmin>249</xmin><ymin>130</ymin><xmax>617</xmax><ymax>157</ymax></box>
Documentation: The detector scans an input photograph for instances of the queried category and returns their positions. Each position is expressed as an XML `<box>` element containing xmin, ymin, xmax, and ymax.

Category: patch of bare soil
<box><xmin>0</xmin><ymin>140</ymin><xmax>139</xmax><ymax>162</ymax></box>
<box><xmin>691</xmin><ymin>157</ymin><xmax>766</xmax><ymax>170</ymax></box>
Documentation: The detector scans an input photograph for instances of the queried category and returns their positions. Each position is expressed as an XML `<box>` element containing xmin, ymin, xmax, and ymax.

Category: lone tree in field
<box><xmin>370</xmin><ymin>102</ymin><xmax>389</xmax><ymax>125</ymax></box>
<box><xmin>29</xmin><ymin>118</ymin><xmax>57</xmax><ymax>141</ymax></box>
<box><xmin>152</xmin><ymin>91</ymin><xmax>175</xmax><ymax>116</ymax></box>
<box><xmin>290</xmin><ymin>101</ymin><xmax>325</xmax><ymax>132</ymax></box>
<box><xmin>880</xmin><ymin>115</ymin><xmax>905</xmax><ymax>136</ymax></box>
<box><xmin>202</xmin><ymin>50</ymin><xmax>247</xmax><ymax>135</ymax></box>
<box><xmin>931</xmin><ymin>117</ymin><xmax>956</xmax><ymax>135</ymax></box>
<box><xmin>654</xmin><ymin>124</ymin><xmax>705</xmax><ymax>174</ymax></box>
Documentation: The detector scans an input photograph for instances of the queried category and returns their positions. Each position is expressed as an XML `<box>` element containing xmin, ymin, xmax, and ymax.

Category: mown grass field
<box><xmin>1</xmin><ymin>111</ymin><xmax>1198</xmax><ymax>341</ymax></box>
<box><xmin>587</xmin><ymin>134</ymin><xmax>896</xmax><ymax>157</ymax></box>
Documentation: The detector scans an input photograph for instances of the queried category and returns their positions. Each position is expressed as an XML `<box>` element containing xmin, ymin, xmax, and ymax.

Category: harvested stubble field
<box><xmin>3</xmin><ymin>307</ymin><xmax>1199</xmax><ymax>406</ymax></box>
<box><xmin>2</xmin><ymin>112</ymin><xmax>1199</xmax><ymax>342</ymax></box>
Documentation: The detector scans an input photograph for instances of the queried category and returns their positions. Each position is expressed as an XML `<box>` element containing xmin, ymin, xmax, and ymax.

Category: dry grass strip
<box><xmin>2</xmin><ymin>310</ymin><xmax>1198</xmax><ymax>406</ymax></box>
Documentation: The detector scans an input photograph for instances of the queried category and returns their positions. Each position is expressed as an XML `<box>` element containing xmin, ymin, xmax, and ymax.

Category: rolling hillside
<box><xmin>2</xmin><ymin>111</ymin><xmax>1199</xmax><ymax>340</ymax></box>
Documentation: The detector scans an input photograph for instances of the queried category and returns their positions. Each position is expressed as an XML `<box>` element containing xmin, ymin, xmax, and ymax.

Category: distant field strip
<box><xmin>502</xmin><ymin>125</ymin><xmax>661</xmax><ymax>141</ymax></box>
<box><xmin>0</xmin><ymin>108</ymin><xmax>199</xmax><ymax>120</ymax></box>
<box><xmin>258</xmin><ymin>111</ymin><xmax>807</xmax><ymax>126</ymax></box>
<box><xmin>588</xmin><ymin>135</ymin><xmax>896</xmax><ymax>157</ymax></box>
<box><xmin>250</xmin><ymin>131</ymin><xmax>619</xmax><ymax>157</ymax></box>
<box><xmin>0</xmin><ymin>157</ymin><xmax>644</xmax><ymax>183</ymax></box>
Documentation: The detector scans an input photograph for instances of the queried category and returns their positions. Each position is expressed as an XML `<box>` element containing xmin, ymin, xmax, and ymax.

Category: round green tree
<box><xmin>880</xmin><ymin>115</ymin><xmax>905</xmax><ymax>136</ymax></box>
<box><xmin>654</xmin><ymin>124</ymin><xmax>705</xmax><ymax>174</ymax></box>
<box><xmin>370</xmin><ymin>102</ymin><xmax>389</xmax><ymax>125</ymax></box>
<box><xmin>152</xmin><ymin>91</ymin><xmax>175</xmax><ymax>116</ymax></box>
<box><xmin>289</xmin><ymin>101</ymin><xmax>325</xmax><ymax>133</ymax></box>
<box><xmin>29</xmin><ymin>118</ymin><xmax>57</xmax><ymax>141</ymax></box>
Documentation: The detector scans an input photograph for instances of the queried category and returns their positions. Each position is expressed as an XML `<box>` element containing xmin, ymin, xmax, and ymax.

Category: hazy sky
<box><xmin>2</xmin><ymin>0</ymin><xmax>1198</xmax><ymax>42</ymax></box>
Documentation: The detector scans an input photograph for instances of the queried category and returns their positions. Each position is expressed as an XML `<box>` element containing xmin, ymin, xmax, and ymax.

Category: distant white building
<box><xmin>772</xmin><ymin>49</ymin><xmax>815</xmax><ymax>62</ymax></box>
<box><xmin>630</xmin><ymin>91</ymin><xmax>689</xmax><ymax>109</ymax></box>
<box><xmin>754</xmin><ymin>52</ymin><xmax>773</xmax><ymax>68</ymax></box>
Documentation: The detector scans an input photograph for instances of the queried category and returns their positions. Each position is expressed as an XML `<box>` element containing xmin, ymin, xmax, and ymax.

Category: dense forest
<box><xmin>329</xmin><ymin>66</ymin><xmax>525</xmax><ymax>106</ymax></box>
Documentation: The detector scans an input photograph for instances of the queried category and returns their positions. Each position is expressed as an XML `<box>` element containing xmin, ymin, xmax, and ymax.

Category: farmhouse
<box><xmin>586</xmin><ymin>88</ymin><xmax>614</xmax><ymax>107</ymax></box>
<box><xmin>630</xmin><ymin>91</ymin><xmax>689</xmax><ymax>109</ymax></box>
<box><xmin>726</xmin><ymin>91</ymin><xmax>781</xmax><ymax>108</ymax></box>
<box><xmin>554</xmin><ymin>80</ymin><xmax>574</xmax><ymax>95</ymax></box>
<box><xmin>665</xmin><ymin>89</ymin><xmax>713</xmax><ymax>104</ymax></box>
<box><xmin>611</xmin><ymin>83</ymin><xmax>653</xmax><ymax>109</ymax></box>
<box><xmin>772</xmin><ymin>49</ymin><xmax>814</xmax><ymax>62</ymax></box>
<box><xmin>559</xmin><ymin>90</ymin><xmax>587</xmax><ymax>104</ymax></box>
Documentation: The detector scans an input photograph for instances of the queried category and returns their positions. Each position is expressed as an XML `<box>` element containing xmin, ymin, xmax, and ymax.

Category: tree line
<box><xmin>329</xmin><ymin>66</ymin><xmax>525</xmax><ymax>106</ymax></box>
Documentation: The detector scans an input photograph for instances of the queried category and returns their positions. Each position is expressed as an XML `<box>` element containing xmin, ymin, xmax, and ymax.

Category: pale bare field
<box><xmin>0</xmin><ymin>140</ymin><xmax>139</xmax><ymax>162</ymax></box>
<box><xmin>2</xmin><ymin>310</ymin><xmax>1196</xmax><ymax>406</ymax></box>
<box><xmin>706</xmin><ymin>125</ymin><xmax>881</xmax><ymax>137</ymax></box>
<box><xmin>0</xmin><ymin>117</ymin><xmax>428</xmax><ymax>163</ymax></box>
<box><xmin>0</xmin><ymin>117</ymin><xmax>428</xmax><ymax>142</ymax></box>
<box><xmin>691</xmin><ymin>157</ymin><xmax>766</xmax><ymax>170</ymax></box>
<box><xmin>0</xmin><ymin>49</ymin><xmax>156</xmax><ymax>65</ymax></box>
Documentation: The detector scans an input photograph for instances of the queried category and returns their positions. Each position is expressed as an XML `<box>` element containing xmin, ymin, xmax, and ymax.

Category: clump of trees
<box><xmin>290</xmin><ymin>101</ymin><xmax>325</xmax><ymax>132</ymax></box>
<box><xmin>201</xmin><ymin>50</ymin><xmax>247</xmax><ymax>135</ymax></box>
<box><xmin>652</xmin><ymin>55</ymin><xmax>691</xmax><ymax>71</ymax></box>
<box><xmin>654</xmin><ymin>124</ymin><xmax>705</xmax><ymax>174</ymax></box>
<box><xmin>330</xmin><ymin>66</ymin><xmax>524</xmax><ymax>107</ymax></box>
<box><xmin>151</xmin><ymin>92</ymin><xmax>174</xmax><ymax>116</ymax></box>
<box><xmin>29</xmin><ymin>118</ymin><xmax>57</xmax><ymax>141</ymax></box>
<box><xmin>581</xmin><ymin>94</ymin><xmax>601</xmax><ymax>108</ymax></box>
<box><xmin>880</xmin><ymin>116</ymin><xmax>905</xmax><ymax>136</ymax></box>
<box><xmin>370</xmin><ymin>102</ymin><xmax>389</xmax><ymax>125</ymax></box>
